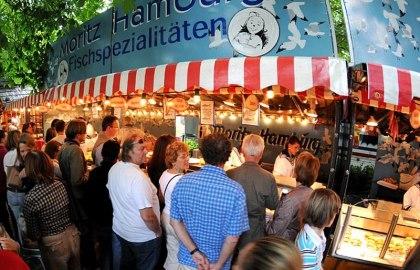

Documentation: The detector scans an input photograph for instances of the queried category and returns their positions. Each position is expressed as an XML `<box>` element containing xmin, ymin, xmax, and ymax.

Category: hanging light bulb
<box><xmin>193</xmin><ymin>89</ymin><xmax>201</xmax><ymax>103</ymax></box>
<box><xmin>96</xmin><ymin>105</ymin><xmax>103</xmax><ymax>111</ymax></box>
<box><xmin>79</xmin><ymin>99</ymin><xmax>84</xmax><ymax>105</ymax></box>
<box><xmin>104</xmin><ymin>99</ymin><xmax>111</xmax><ymax>106</ymax></box>
<box><xmin>148</xmin><ymin>97</ymin><xmax>157</xmax><ymax>105</ymax></box>
<box><xmin>83</xmin><ymin>106</ymin><xmax>89</xmax><ymax>112</ymax></box>
<box><xmin>287</xmin><ymin>116</ymin><xmax>295</xmax><ymax>124</ymax></box>
<box><xmin>46</xmin><ymin>102</ymin><xmax>52</xmax><ymax>107</ymax></box>
<box><xmin>60</xmin><ymin>97</ymin><xmax>66</xmax><ymax>101</ymax></box>
<box><xmin>305</xmin><ymin>108</ymin><xmax>318</xmax><ymax>118</ymax></box>
<box><xmin>140</xmin><ymin>93</ymin><xmax>147</xmax><ymax>107</ymax></box>
<box><xmin>263</xmin><ymin>116</ymin><xmax>272</xmax><ymax>124</ymax></box>
<box><xmin>229</xmin><ymin>113</ymin><xmax>237</xmax><ymax>121</ymax></box>
<box><xmin>301</xmin><ymin>118</ymin><xmax>309</xmax><ymax>126</ymax></box>
<box><xmin>276</xmin><ymin>115</ymin><xmax>284</xmax><ymax>123</ymax></box>
<box><xmin>219</xmin><ymin>112</ymin><xmax>226</xmax><ymax>119</ymax></box>
<box><xmin>266</xmin><ymin>87</ymin><xmax>274</xmax><ymax>99</ymax></box>
<box><xmin>366</xmin><ymin>116</ymin><xmax>378</xmax><ymax>127</ymax></box>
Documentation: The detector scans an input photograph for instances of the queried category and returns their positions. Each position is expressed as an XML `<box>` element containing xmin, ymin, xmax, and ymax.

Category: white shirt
<box><xmin>273</xmin><ymin>154</ymin><xmax>293</xmax><ymax>177</ymax></box>
<box><xmin>107</xmin><ymin>161</ymin><xmax>160</xmax><ymax>242</ymax></box>
<box><xmin>3</xmin><ymin>149</ymin><xmax>19</xmax><ymax>176</ymax></box>
<box><xmin>51</xmin><ymin>134</ymin><xmax>66</xmax><ymax>145</ymax></box>
<box><xmin>94</xmin><ymin>144</ymin><xmax>104</xmax><ymax>166</ymax></box>
<box><xmin>159</xmin><ymin>170</ymin><xmax>182</xmax><ymax>215</ymax></box>
<box><xmin>404</xmin><ymin>185</ymin><xmax>420</xmax><ymax>212</ymax></box>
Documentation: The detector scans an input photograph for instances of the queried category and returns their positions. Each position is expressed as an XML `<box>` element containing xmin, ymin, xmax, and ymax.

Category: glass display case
<box><xmin>330</xmin><ymin>201</ymin><xmax>420</xmax><ymax>269</ymax></box>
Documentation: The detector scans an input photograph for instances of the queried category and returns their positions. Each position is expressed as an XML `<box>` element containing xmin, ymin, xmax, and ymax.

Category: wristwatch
<box><xmin>190</xmin><ymin>247</ymin><xmax>200</xmax><ymax>255</ymax></box>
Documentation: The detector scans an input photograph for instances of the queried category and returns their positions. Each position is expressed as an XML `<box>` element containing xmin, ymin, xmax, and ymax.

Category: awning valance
<box><xmin>6</xmin><ymin>56</ymin><xmax>349</xmax><ymax>110</ymax></box>
<box><xmin>367</xmin><ymin>63</ymin><xmax>420</xmax><ymax>108</ymax></box>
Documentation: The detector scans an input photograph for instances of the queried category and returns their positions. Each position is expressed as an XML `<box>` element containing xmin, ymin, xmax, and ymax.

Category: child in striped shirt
<box><xmin>295</xmin><ymin>189</ymin><xmax>341</xmax><ymax>270</ymax></box>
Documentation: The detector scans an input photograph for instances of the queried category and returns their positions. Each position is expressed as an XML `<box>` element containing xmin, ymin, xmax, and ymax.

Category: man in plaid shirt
<box><xmin>170</xmin><ymin>134</ymin><xmax>249</xmax><ymax>270</ymax></box>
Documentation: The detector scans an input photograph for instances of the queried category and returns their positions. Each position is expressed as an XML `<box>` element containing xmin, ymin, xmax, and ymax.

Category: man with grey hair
<box><xmin>227</xmin><ymin>134</ymin><xmax>279</xmax><ymax>249</ymax></box>
<box><xmin>107</xmin><ymin>134</ymin><xmax>161</xmax><ymax>270</ymax></box>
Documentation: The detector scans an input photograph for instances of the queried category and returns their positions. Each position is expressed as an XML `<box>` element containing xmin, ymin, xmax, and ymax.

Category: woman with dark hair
<box><xmin>147</xmin><ymin>134</ymin><xmax>175</xmax><ymax>189</ymax></box>
<box><xmin>0</xmin><ymin>130</ymin><xmax>10</xmax><ymax>236</ymax></box>
<box><xmin>23</xmin><ymin>151</ymin><xmax>80</xmax><ymax>270</ymax></box>
<box><xmin>267</xmin><ymin>151</ymin><xmax>320</xmax><ymax>241</ymax></box>
<box><xmin>45</xmin><ymin>128</ymin><xmax>57</xmax><ymax>143</ymax></box>
<box><xmin>44</xmin><ymin>140</ymin><xmax>62</xmax><ymax>179</ymax></box>
<box><xmin>273</xmin><ymin>136</ymin><xmax>301</xmax><ymax>177</ymax></box>
<box><xmin>5</xmin><ymin>133</ymin><xmax>34</xmax><ymax>234</ymax></box>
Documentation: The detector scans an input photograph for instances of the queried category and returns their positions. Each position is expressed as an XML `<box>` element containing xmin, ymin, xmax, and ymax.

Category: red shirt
<box><xmin>0</xmin><ymin>250</ymin><xmax>30</xmax><ymax>270</ymax></box>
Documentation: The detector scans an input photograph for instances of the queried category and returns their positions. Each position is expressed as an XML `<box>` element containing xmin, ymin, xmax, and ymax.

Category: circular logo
<box><xmin>57</xmin><ymin>60</ymin><xmax>69</xmax><ymax>85</ymax></box>
<box><xmin>228</xmin><ymin>8</ymin><xmax>279</xmax><ymax>57</ymax></box>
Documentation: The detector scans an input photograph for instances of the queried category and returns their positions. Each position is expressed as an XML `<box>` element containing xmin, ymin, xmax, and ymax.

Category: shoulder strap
<box><xmin>163</xmin><ymin>174</ymin><xmax>181</xmax><ymax>198</ymax></box>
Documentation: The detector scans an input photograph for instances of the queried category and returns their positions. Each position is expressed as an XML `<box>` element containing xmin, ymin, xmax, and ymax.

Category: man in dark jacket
<box><xmin>85</xmin><ymin>140</ymin><xmax>120</xmax><ymax>270</ymax></box>
<box><xmin>227</xmin><ymin>134</ymin><xmax>279</xmax><ymax>249</ymax></box>
<box><xmin>58</xmin><ymin>119</ymin><xmax>95</xmax><ymax>269</ymax></box>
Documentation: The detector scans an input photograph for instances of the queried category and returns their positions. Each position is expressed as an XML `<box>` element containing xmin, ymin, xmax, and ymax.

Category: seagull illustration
<box><xmin>367</xmin><ymin>45</ymin><xmax>377</xmax><ymax>53</ymax></box>
<box><xmin>383</xmin><ymin>10</ymin><xmax>401</xmax><ymax>33</ymax></box>
<box><xmin>394</xmin><ymin>0</ymin><xmax>408</xmax><ymax>17</ymax></box>
<box><xmin>261</xmin><ymin>0</ymin><xmax>279</xmax><ymax>19</ymax></box>
<box><xmin>304</xmin><ymin>22</ymin><xmax>325</xmax><ymax>38</ymax></box>
<box><xmin>277</xmin><ymin>21</ymin><xmax>306</xmax><ymax>52</ymax></box>
<box><xmin>401</xmin><ymin>23</ymin><xmax>414</xmax><ymax>39</ymax></box>
<box><xmin>209</xmin><ymin>26</ymin><xmax>228</xmax><ymax>48</ymax></box>
<box><xmin>354</xmin><ymin>19</ymin><xmax>367</xmax><ymax>34</ymax></box>
<box><xmin>410</xmin><ymin>39</ymin><xmax>419</xmax><ymax>51</ymax></box>
<box><xmin>382</xmin><ymin>0</ymin><xmax>392</xmax><ymax>9</ymax></box>
<box><xmin>283</xmin><ymin>2</ymin><xmax>307</xmax><ymax>22</ymax></box>
<box><xmin>392</xmin><ymin>40</ymin><xmax>404</xmax><ymax>58</ymax></box>
<box><xmin>377</xmin><ymin>35</ymin><xmax>391</xmax><ymax>50</ymax></box>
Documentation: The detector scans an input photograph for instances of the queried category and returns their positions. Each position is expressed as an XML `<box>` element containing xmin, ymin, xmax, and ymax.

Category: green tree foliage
<box><xmin>0</xmin><ymin>0</ymin><xmax>350</xmax><ymax>91</ymax></box>
<box><xmin>329</xmin><ymin>0</ymin><xmax>350</xmax><ymax>60</ymax></box>
<box><xmin>0</xmin><ymin>0</ymin><xmax>106</xmax><ymax>91</ymax></box>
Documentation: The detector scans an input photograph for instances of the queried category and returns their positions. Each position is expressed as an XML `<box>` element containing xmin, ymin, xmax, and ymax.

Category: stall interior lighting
<box><xmin>260</xmin><ymin>102</ymin><xmax>269</xmax><ymax>109</ymax></box>
<box><xmin>276</xmin><ymin>116</ymin><xmax>284</xmax><ymax>123</ymax></box>
<box><xmin>301</xmin><ymin>118</ymin><xmax>309</xmax><ymax>126</ymax></box>
<box><xmin>305</xmin><ymin>108</ymin><xmax>318</xmax><ymax>118</ymax></box>
<box><xmin>79</xmin><ymin>99</ymin><xmax>84</xmax><ymax>104</ymax></box>
<box><xmin>366</xmin><ymin>116</ymin><xmax>378</xmax><ymax>127</ymax></box>
<box><xmin>148</xmin><ymin>98</ymin><xmax>157</xmax><ymax>105</ymax></box>
<box><xmin>266</xmin><ymin>88</ymin><xmax>274</xmax><ymax>99</ymax></box>
<box><xmin>193</xmin><ymin>89</ymin><xmax>201</xmax><ymax>103</ymax></box>
<box><xmin>104</xmin><ymin>99</ymin><xmax>111</xmax><ymax>106</ymax></box>
<box><xmin>46</xmin><ymin>102</ymin><xmax>52</xmax><ymax>107</ymax></box>
<box><xmin>140</xmin><ymin>93</ymin><xmax>148</xmax><ymax>107</ymax></box>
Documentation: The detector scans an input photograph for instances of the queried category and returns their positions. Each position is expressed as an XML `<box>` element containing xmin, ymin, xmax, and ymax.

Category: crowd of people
<box><xmin>0</xmin><ymin>115</ymin><xmax>419</xmax><ymax>270</ymax></box>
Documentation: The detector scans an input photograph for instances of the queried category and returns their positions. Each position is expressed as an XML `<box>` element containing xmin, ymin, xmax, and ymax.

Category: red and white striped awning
<box><xmin>367</xmin><ymin>63</ymin><xmax>420</xmax><ymax>108</ymax></box>
<box><xmin>6</xmin><ymin>56</ymin><xmax>348</xmax><ymax>110</ymax></box>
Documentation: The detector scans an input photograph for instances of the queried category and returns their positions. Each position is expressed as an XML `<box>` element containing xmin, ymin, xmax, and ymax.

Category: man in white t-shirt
<box><xmin>404</xmin><ymin>174</ymin><xmax>420</xmax><ymax>213</ymax></box>
<box><xmin>107</xmin><ymin>134</ymin><xmax>161</xmax><ymax>270</ymax></box>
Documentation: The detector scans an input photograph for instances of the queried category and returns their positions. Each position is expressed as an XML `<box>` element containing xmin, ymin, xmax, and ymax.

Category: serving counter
<box><xmin>330</xmin><ymin>202</ymin><xmax>420</xmax><ymax>269</ymax></box>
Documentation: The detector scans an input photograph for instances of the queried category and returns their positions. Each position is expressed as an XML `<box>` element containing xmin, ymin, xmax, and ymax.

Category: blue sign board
<box><xmin>46</xmin><ymin>0</ymin><xmax>336</xmax><ymax>88</ymax></box>
<box><xmin>342</xmin><ymin>0</ymin><xmax>420</xmax><ymax>72</ymax></box>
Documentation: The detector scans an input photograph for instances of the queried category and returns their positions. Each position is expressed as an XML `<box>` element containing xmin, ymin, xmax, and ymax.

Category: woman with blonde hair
<box><xmin>233</xmin><ymin>236</ymin><xmax>302</xmax><ymax>270</ymax></box>
<box><xmin>159</xmin><ymin>141</ymin><xmax>189</xmax><ymax>270</ymax></box>
<box><xmin>267</xmin><ymin>151</ymin><xmax>320</xmax><ymax>241</ymax></box>
<box><xmin>296</xmin><ymin>188</ymin><xmax>341</xmax><ymax>270</ymax></box>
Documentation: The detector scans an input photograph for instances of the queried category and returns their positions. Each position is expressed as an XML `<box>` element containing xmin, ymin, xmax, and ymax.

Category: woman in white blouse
<box><xmin>158</xmin><ymin>141</ymin><xmax>189</xmax><ymax>270</ymax></box>
<box><xmin>273</xmin><ymin>136</ymin><xmax>301</xmax><ymax>177</ymax></box>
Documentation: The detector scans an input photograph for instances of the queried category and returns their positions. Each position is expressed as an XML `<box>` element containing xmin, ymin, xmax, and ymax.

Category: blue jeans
<box><xmin>117</xmin><ymin>234</ymin><xmax>161</xmax><ymax>270</ymax></box>
<box><xmin>112</xmin><ymin>231</ymin><xmax>121</xmax><ymax>270</ymax></box>
<box><xmin>7</xmin><ymin>190</ymin><xmax>25</xmax><ymax>243</ymax></box>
